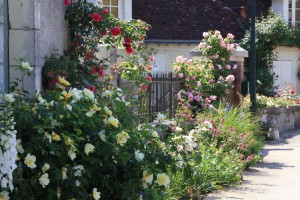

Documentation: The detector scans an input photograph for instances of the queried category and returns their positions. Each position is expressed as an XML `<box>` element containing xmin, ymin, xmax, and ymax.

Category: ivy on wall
<box><xmin>241</xmin><ymin>11</ymin><xmax>300</xmax><ymax>96</ymax></box>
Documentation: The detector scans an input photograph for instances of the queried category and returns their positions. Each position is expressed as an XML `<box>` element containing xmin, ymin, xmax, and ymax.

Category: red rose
<box><xmin>149</xmin><ymin>56</ymin><xmax>155</xmax><ymax>62</ymax></box>
<box><xmin>125</xmin><ymin>47</ymin><xmax>133</xmax><ymax>54</ymax></box>
<box><xmin>290</xmin><ymin>90</ymin><xmax>295</xmax><ymax>95</ymax></box>
<box><xmin>122</xmin><ymin>37</ymin><xmax>132</xmax><ymax>48</ymax></box>
<box><xmin>102</xmin><ymin>9</ymin><xmax>109</xmax><ymax>15</ymax></box>
<box><xmin>90</xmin><ymin>67</ymin><xmax>97</xmax><ymax>75</ymax></box>
<box><xmin>139</xmin><ymin>83</ymin><xmax>149</xmax><ymax>91</ymax></box>
<box><xmin>146</xmin><ymin>65</ymin><xmax>152</xmax><ymax>70</ymax></box>
<box><xmin>146</xmin><ymin>75</ymin><xmax>152</xmax><ymax>82</ymax></box>
<box><xmin>91</xmin><ymin>13</ymin><xmax>103</xmax><ymax>22</ymax></box>
<box><xmin>110</xmin><ymin>26</ymin><xmax>121</xmax><ymax>36</ymax></box>
<box><xmin>98</xmin><ymin>69</ymin><xmax>104</xmax><ymax>78</ymax></box>
<box><xmin>296</xmin><ymin>99</ymin><xmax>300</xmax><ymax>104</ymax></box>
<box><xmin>86</xmin><ymin>52</ymin><xmax>93</xmax><ymax>59</ymax></box>
<box><xmin>87</xmin><ymin>85</ymin><xmax>95</xmax><ymax>92</ymax></box>
<box><xmin>64</xmin><ymin>0</ymin><xmax>71</xmax><ymax>6</ymax></box>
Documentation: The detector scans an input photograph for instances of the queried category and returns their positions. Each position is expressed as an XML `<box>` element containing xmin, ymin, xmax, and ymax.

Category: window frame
<box><xmin>288</xmin><ymin>0</ymin><xmax>300</xmax><ymax>28</ymax></box>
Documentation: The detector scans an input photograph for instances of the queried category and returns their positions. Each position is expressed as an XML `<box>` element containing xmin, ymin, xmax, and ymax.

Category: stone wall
<box><xmin>0</xmin><ymin>0</ymin><xmax>4</xmax><ymax>93</ymax></box>
<box><xmin>261</xmin><ymin>105</ymin><xmax>300</xmax><ymax>140</ymax></box>
<box><xmin>9</xmin><ymin>0</ymin><xmax>68</xmax><ymax>95</ymax></box>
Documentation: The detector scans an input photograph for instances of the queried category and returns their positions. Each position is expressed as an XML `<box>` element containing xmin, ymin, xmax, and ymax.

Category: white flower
<box><xmin>68</xmin><ymin>149</ymin><xmax>76</xmax><ymax>160</ymax></box>
<box><xmin>116</xmin><ymin>131</ymin><xmax>130</xmax><ymax>146</ymax></box>
<box><xmin>0</xmin><ymin>191</ymin><xmax>9</xmax><ymax>200</ymax></box>
<box><xmin>86</xmin><ymin>110</ymin><xmax>95</xmax><ymax>117</ymax></box>
<box><xmin>98</xmin><ymin>130</ymin><xmax>106</xmax><ymax>142</ymax></box>
<box><xmin>134</xmin><ymin>150</ymin><xmax>144</xmax><ymax>162</ymax></box>
<box><xmin>24</xmin><ymin>153</ymin><xmax>37</xmax><ymax>169</ymax></box>
<box><xmin>69</xmin><ymin>88</ymin><xmax>82</xmax><ymax>101</ymax></box>
<box><xmin>156</xmin><ymin>113</ymin><xmax>166</xmax><ymax>122</ymax></box>
<box><xmin>61</xmin><ymin>167</ymin><xmax>68</xmax><ymax>180</ymax></box>
<box><xmin>156</xmin><ymin>173</ymin><xmax>170</xmax><ymax>187</ymax></box>
<box><xmin>42</xmin><ymin>163</ymin><xmax>50</xmax><ymax>173</ymax></box>
<box><xmin>16</xmin><ymin>139</ymin><xmax>24</xmax><ymax>154</ymax></box>
<box><xmin>177</xmin><ymin>145</ymin><xmax>184</xmax><ymax>152</ymax></box>
<box><xmin>3</xmin><ymin>93</ymin><xmax>15</xmax><ymax>103</ymax></box>
<box><xmin>66</xmin><ymin>104</ymin><xmax>72</xmax><ymax>111</ymax></box>
<box><xmin>83</xmin><ymin>88</ymin><xmax>95</xmax><ymax>99</ymax></box>
<box><xmin>75</xmin><ymin>180</ymin><xmax>81</xmax><ymax>187</ymax></box>
<box><xmin>93</xmin><ymin>188</ymin><xmax>101</xmax><ymax>200</ymax></box>
<box><xmin>39</xmin><ymin>173</ymin><xmax>50</xmax><ymax>188</ymax></box>
<box><xmin>1</xmin><ymin>177</ymin><xmax>8</xmax><ymax>189</ymax></box>
<box><xmin>143</xmin><ymin>171</ymin><xmax>153</xmax><ymax>185</ymax></box>
<box><xmin>84</xmin><ymin>143</ymin><xmax>95</xmax><ymax>155</ymax></box>
<box><xmin>108</xmin><ymin>116</ymin><xmax>119</xmax><ymax>128</ymax></box>
<box><xmin>102</xmin><ymin>90</ymin><xmax>113</xmax><ymax>98</ymax></box>
<box><xmin>152</xmin><ymin>131</ymin><xmax>159</xmax><ymax>138</ymax></box>
<box><xmin>104</xmin><ymin>106</ymin><xmax>112</xmax><ymax>115</ymax></box>
<box><xmin>73</xmin><ymin>165</ymin><xmax>84</xmax><ymax>177</ymax></box>
<box><xmin>175</xmin><ymin>126</ymin><xmax>183</xmax><ymax>133</ymax></box>
<box><xmin>21</xmin><ymin>61</ymin><xmax>33</xmax><ymax>71</ymax></box>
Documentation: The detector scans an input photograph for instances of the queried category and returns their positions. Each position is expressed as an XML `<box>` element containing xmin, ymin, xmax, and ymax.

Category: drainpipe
<box><xmin>3</xmin><ymin>0</ymin><xmax>9</xmax><ymax>92</ymax></box>
<box><xmin>250</xmin><ymin>0</ymin><xmax>256</xmax><ymax>112</ymax></box>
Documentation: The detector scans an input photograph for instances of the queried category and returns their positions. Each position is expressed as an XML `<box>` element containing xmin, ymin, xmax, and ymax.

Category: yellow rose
<box><xmin>24</xmin><ymin>153</ymin><xmax>37</xmax><ymax>169</ymax></box>
<box><xmin>116</xmin><ymin>131</ymin><xmax>130</xmax><ymax>146</ymax></box>
<box><xmin>108</xmin><ymin>116</ymin><xmax>119</xmax><ymax>128</ymax></box>
<box><xmin>52</xmin><ymin>132</ymin><xmax>61</xmax><ymax>142</ymax></box>
<box><xmin>62</xmin><ymin>91</ymin><xmax>73</xmax><ymax>100</ymax></box>
<box><xmin>58</xmin><ymin>77</ymin><xmax>70</xmax><ymax>86</ymax></box>
<box><xmin>143</xmin><ymin>171</ymin><xmax>153</xmax><ymax>185</ymax></box>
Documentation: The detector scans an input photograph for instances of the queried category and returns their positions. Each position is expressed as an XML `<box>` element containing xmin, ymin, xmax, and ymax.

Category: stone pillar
<box><xmin>0</xmin><ymin>0</ymin><xmax>4</xmax><ymax>93</ymax></box>
<box><xmin>9</xmin><ymin>0</ymin><xmax>68</xmax><ymax>95</ymax></box>
<box><xmin>189</xmin><ymin>46</ymin><xmax>249</xmax><ymax>105</ymax></box>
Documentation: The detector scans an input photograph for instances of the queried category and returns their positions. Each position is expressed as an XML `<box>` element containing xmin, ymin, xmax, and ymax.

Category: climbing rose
<box><xmin>125</xmin><ymin>47</ymin><xmax>133</xmax><ymax>54</ymax></box>
<box><xmin>146</xmin><ymin>75</ymin><xmax>152</xmax><ymax>82</ymax></box>
<box><xmin>110</xmin><ymin>26</ymin><xmax>121</xmax><ymax>36</ymax></box>
<box><xmin>225</xmin><ymin>75</ymin><xmax>235</xmax><ymax>82</ymax></box>
<box><xmin>91</xmin><ymin>13</ymin><xmax>102</xmax><ymax>22</ymax></box>
<box><xmin>149</xmin><ymin>56</ymin><xmax>155</xmax><ymax>62</ymax></box>
<box><xmin>64</xmin><ymin>0</ymin><xmax>71</xmax><ymax>6</ymax></box>
<box><xmin>290</xmin><ymin>90</ymin><xmax>295</xmax><ymax>95</ymax></box>
<box><xmin>102</xmin><ymin>8</ymin><xmax>109</xmax><ymax>15</ymax></box>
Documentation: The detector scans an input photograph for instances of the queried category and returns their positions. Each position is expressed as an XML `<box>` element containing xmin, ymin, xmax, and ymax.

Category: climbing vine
<box><xmin>241</xmin><ymin>11</ymin><xmax>300</xmax><ymax>96</ymax></box>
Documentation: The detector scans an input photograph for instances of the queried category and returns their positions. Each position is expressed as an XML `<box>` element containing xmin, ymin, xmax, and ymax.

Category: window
<box><xmin>102</xmin><ymin>0</ymin><xmax>119</xmax><ymax>18</ymax></box>
<box><xmin>86</xmin><ymin>0</ymin><xmax>132</xmax><ymax>20</ymax></box>
<box><xmin>289</xmin><ymin>0</ymin><xmax>300</xmax><ymax>28</ymax></box>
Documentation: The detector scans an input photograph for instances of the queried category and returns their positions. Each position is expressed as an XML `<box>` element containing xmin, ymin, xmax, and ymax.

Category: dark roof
<box><xmin>133</xmin><ymin>0</ymin><xmax>271</xmax><ymax>42</ymax></box>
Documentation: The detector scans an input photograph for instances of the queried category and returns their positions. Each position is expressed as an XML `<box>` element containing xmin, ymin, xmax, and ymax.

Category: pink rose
<box><xmin>199</xmin><ymin>42</ymin><xmax>205</xmax><ymax>49</ymax></box>
<box><xmin>233</xmin><ymin>64</ymin><xmax>237</xmax><ymax>69</ymax></box>
<box><xmin>204</xmin><ymin>98</ymin><xmax>211</xmax><ymax>103</ymax></box>
<box><xmin>212</xmin><ymin>54</ymin><xmax>219</xmax><ymax>59</ymax></box>
<box><xmin>187</xmin><ymin>59</ymin><xmax>193</xmax><ymax>64</ymax></box>
<box><xmin>225</xmin><ymin>64</ymin><xmax>231</xmax><ymax>70</ymax></box>
<box><xmin>102</xmin><ymin>9</ymin><xmax>109</xmax><ymax>15</ymax></box>
<box><xmin>196</xmin><ymin>81</ymin><xmax>201</xmax><ymax>88</ymax></box>
<box><xmin>178</xmin><ymin>73</ymin><xmax>184</xmax><ymax>78</ymax></box>
<box><xmin>225</xmin><ymin>75</ymin><xmax>235</xmax><ymax>82</ymax></box>
<box><xmin>203</xmin><ymin>32</ymin><xmax>209</xmax><ymax>37</ymax></box>
<box><xmin>218</xmin><ymin>65</ymin><xmax>222</xmax><ymax>70</ymax></box>
<box><xmin>146</xmin><ymin>75</ymin><xmax>152</xmax><ymax>82</ymax></box>
<box><xmin>194</xmin><ymin>95</ymin><xmax>201</xmax><ymax>101</ymax></box>
<box><xmin>176</xmin><ymin>56</ymin><xmax>185</xmax><ymax>64</ymax></box>
<box><xmin>209</xmin><ymin>95</ymin><xmax>217</xmax><ymax>101</ymax></box>
<box><xmin>149</xmin><ymin>56</ymin><xmax>155</xmax><ymax>62</ymax></box>
<box><xmin>188</xmin><ymin>93</ymin><xmax>194</xmax><ymax>101</ymax></box>
<box><xmin>146</xmin><ymin>65</ymin><xmax>152</xmax><ymax>70</ymax></box>
<box><xmin>227</xmin><ymin>33</ymin><xmax>234</xmax><ymax>39</ymax></box>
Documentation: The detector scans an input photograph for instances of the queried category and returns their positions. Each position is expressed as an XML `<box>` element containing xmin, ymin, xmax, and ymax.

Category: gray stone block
<box><xmin>9</xmin><ymin>0</ymin><xmax>36</xmax><ymax>29</ymax></box>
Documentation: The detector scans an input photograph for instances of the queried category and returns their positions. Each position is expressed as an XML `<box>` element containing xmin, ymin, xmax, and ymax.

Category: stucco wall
<box><xmin>273</xmin><ymin>46</ymin><xmax>300</xmax><ymax>94</ymax></box>
<box><xmin>144</xmin><ymin>43</ymin><xmax>196</xmax><ymax>72</ymax></box>
<box><xmin>9</xmin><ymin>0</ymin><xmax>68</xmax><ymax>95</ymax></box>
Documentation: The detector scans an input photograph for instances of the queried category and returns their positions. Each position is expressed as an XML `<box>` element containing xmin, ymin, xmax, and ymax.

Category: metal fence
<box><xmin>138</xmin><ymin>72</ymin><xmax>181</xmax><ymax>122</ymax></box>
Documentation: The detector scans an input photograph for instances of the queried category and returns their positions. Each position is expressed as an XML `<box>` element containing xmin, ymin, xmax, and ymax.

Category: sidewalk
<box><xmin>204</xmin><ymin>129</ymin><xmax>300</xmax><ymax>200</ymax></box>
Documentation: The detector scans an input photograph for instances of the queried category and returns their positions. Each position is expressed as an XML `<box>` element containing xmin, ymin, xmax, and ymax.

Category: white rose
<box><xmin>84</xmin><ymin>143</ymin><xmax>95</xmax><ymax>155</ymax></box>
<box><xmin>98</xmin><ymin>130</ymin><xmax>106</xmax><ymax>142</ymax></box>
<box><xmin>143</xmin><ymin>171</ymin><xmax>153</xmax><ymax>185</ymax></box>
<box><xmin>66</xmin><ymin>104</ymin><xmax>72</xmax><ymax>111</ymax></box>
<box><xmin>93</xmin><ymin>188</ymin><xmax>101</xmax><ymax>200</ymax></box>
<box><xmin>0</xmin><ymin>191</ymin><xmax>10</xmax><ymax>200</ymax></box>
<box><xmin>68</xmin><ymin>149</ymin><xmax>76</xmax><ymax>161</ymax></box>
<box><xmin>24</xmin><ymin>153</ymin><xmax>37</xmax><ymax>169</ymax></box>
<box><xmin>134</xmin><ymin>150</ymin><xmax>144</xmax><ymax>162</ymax></box>
<box><xmin>86</xmin><ymin>110</ymin><xmax>95</xmax><ymax>117</ymax></box>
<box><xmin>42</xmin><ymin>163</ymin><xmax>50</xmax><ymax>173</ymax></box>
<box><xmin>39</xmin><ymin>173</ymin><xmax>50</xmax><ymax>188</ymax></box>
<box><xmin>83</xmin><ymin>88</ymin><xmax>95</xmax><ymax>99</ymax></box>
<box><xmin>152</xmin><ymin>131</ymin><xmax>159</xmax><ymax>138</ymax></box>
<box><xmin>116</xmin><ymin>131</ymin><xmax>130</xmax><ymax>146</ymax></box>
<box><xmin>156</xmin><ymin>173</ymin><xmax>170</xmax><ymax>187</ymax></box>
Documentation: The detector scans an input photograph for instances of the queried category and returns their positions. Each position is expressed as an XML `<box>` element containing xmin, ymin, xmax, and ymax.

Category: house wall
<box><xmin>9</xmin><ymin>0</ymin><xmax>68</xmax><ymax>95</ymax></box>
<box><xmin>0</xmin><ymin>0</ymin><xmax>4</xmax><ymax>93</ymax></box>
<box><xmin>144</xmin><ymin>43</ymin><xmax>197</xmax><ymax>72</ymax></box>
<box><xmin>273</xmin><ymin>46</ymin><xmax>300</xmax><ymax>94</ymax></box>
<box><xmin>272</xmin><ymin>0</ymin><xmax>290</xmax><ymax>21</ymax></box>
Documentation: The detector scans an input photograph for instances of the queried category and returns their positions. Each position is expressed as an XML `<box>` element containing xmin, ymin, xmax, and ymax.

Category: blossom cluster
<box><xmin>0</xmin><ymin>94</ymin><xmax>18</xmax><ymax>196</ymax></box>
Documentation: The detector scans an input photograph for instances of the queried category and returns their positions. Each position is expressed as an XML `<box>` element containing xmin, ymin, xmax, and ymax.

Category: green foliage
<box><xmin>241</xmin><ymin>11</ymin><xmax>300</xmax><ymax>96</ymax></box>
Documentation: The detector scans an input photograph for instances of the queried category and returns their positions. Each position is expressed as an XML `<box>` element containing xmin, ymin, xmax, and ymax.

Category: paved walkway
<box><xmin>204</xmin><ymin>129</ymin><xmax>300</xmax><ymax>200</ymax></box>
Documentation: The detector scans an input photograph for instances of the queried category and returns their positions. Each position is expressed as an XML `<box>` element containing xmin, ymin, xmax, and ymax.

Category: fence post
<box><xmin>169</xmin><ymin>72</ymin><xmax>173</xmax><ymax>118</ymax></box>
<box><xmin>148</xmin><ymin>74</ymin><xmax>152</xmax><ymax>123</ymax></box>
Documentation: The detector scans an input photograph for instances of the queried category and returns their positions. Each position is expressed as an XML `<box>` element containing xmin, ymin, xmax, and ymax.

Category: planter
<box><xmin>260</xmin><ymin>105</ymin><xmax>300</xmax><ymax>140</ymax></box>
